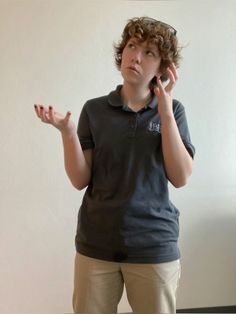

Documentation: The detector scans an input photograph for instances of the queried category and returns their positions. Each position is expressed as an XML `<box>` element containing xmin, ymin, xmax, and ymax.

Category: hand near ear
<box><xmin>154</xmin><ymin>63</ymin><xmax>178</xmax><ymax>118</ymax></box>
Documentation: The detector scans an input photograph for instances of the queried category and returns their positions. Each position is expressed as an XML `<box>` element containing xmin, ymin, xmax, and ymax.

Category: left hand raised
<box><xmin>154</xmin><ymin>62</ymin><xmax>178</xmax><ymax>117</ymax></box>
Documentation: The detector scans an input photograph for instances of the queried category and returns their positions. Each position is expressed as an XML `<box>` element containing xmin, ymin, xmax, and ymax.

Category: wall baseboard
<box><xmin>177</xmin><ymin>305</ymin><xmax>236</xmax><ymax>313</ymax></box>
<box><xmin>64</xmin><ymin>305</ymin><xmax>236</xmax><ymax>314</ymax></box>
<box><xmin>122</xmin><ymin>305</ymin><xmax>236</xmax><ymax>313</ymax></box>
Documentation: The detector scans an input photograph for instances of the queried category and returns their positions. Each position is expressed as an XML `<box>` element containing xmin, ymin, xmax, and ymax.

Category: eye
<box><xmin>127</xmin><ymin>43</ymin><xmax>135</xmax><ymax>49</ymax></box>
<box><xmin>146</xmin><ymin>50</ymin><xmax>155</xmax><ymax>57</ymax></box>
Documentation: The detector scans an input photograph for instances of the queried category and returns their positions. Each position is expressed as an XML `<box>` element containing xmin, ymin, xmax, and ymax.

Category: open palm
<box><xmin>34</xmin><ymin>104</ymin><xmax>76</xmax><ymax>134</ymax></box>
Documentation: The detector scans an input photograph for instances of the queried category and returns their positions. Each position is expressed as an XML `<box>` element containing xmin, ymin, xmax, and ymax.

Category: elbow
<box><xmin>71</xmin><ymin>179</ymin><xmax>89</xmax><ymax>191</ymax></box>
<box><xmin>75</xmin><ymin>184</ymin><xmax>87</xmax><ymax>191</ymax></box>
<box><xmin>74</xmin><ymin>183</ymin><xmax>88</xmax><ymax>191</ymax></box>
<box><xmin>170</xmin><ymin>170</ymin><xmax>193</xmax><ymax>188</ymax></box>
<box><xmin>66</xmin><ymin>170</ymin><xmax>91</xmax><ymax>191</ymax></box>
<box><xmin>166</xmin><ymin>156</ymin><xmax>194</xmax><ymax>188</ymax></box>
<box><xmin>172</xmin><ymin>178</ymin><xmax>187</xmax><ymax>188</ymax></box>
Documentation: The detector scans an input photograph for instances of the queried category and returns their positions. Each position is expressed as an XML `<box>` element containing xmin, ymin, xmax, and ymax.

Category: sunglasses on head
<box><xmin>142</xmin><ymin>17</ymin><xmax>177</xmax><ymax>36</ymax></box>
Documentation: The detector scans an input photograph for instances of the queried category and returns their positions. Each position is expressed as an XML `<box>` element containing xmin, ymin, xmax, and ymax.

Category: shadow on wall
<box><xmin>178</xmin><ymin>207</ymin><xmax>236</xmax><ymax>309</ymax></box>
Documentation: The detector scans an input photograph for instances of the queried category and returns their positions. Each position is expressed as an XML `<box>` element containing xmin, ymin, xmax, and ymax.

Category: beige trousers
<box><xmin>73</xmin><ymin>252</ymin><xmax>181</xmax><ymax>314</ymax></box>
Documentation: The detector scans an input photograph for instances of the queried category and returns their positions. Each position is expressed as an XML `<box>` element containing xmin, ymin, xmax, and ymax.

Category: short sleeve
<box><xmin>173</xmin><ymin>100</ymin><xmax>195</xmax><ymax>159</ymax></box>
<box><xmin>77</xmin><ymin>102</ymin><xmax>95</xmax><ymax>150</ymax></box>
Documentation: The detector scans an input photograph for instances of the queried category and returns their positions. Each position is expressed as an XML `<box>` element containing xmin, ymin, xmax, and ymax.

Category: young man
<box><xmin>34</xmin><ymin>17</ymin><xmax>195</xmax><ymax>314</ymax></box>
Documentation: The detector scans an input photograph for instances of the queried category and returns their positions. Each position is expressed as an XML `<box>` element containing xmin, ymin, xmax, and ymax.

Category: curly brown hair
<box><xmin>114</xmin><ymin>17</ymin><xmax>182</xmax><ymax>88</ymax></box>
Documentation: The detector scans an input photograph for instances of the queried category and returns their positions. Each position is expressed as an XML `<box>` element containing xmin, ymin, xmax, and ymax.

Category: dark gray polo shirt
<box><xmin>76</xmin><ymin>85</ymin><xmax>195</xmax><ymax>263</ymax></box>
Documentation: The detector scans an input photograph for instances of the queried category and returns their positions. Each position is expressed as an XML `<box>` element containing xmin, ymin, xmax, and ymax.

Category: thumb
<box><xmin>63</xmin><ymin>111</ymin><xmax>71</xmax><ymax>124</ymax></box>
<box><xmin>154</xmin><ymin>86</ymin><xmax>161</xmax><ymax>98</ymax></box>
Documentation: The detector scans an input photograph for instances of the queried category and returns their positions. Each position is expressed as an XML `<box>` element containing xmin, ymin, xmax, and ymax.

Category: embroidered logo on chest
<box><xmin>147</xmin><ymin>121</ymin><xmax>161</xmax><ymax>133</ymax></box>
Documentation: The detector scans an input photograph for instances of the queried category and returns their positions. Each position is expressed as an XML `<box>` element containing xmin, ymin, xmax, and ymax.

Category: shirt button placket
<box><xmin>132</xmin><ymin>113</ymin><xmax>138</xmax><ymax>137</ymax></box>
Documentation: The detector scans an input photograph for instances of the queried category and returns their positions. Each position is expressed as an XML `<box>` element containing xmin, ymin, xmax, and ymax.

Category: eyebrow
<box><xmin>146</xmin><ymin>45</ymin><xmax>158</xmax><ymax>51</ymax></box>
<box><xmin>129</xmin><ymin>39</ymin><xmax>158</xmax><ymax>52</ymax></box>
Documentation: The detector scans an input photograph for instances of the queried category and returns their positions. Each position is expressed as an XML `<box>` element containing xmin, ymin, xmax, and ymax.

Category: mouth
<box><xmin>127</xmin><ymin>66</ymin><xmax>139</xmax><ymax>74</ymax></box>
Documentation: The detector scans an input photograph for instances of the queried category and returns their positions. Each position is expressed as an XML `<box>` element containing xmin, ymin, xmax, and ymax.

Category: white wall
<box><xmin>0</xmin><ymin>0</ymin><xmax>236</xmax><ymax>313</ymax></box>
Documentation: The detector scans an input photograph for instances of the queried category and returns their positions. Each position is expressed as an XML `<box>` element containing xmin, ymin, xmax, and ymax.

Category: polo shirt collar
<box><xmin>108</xmin><ymin>85</ymin><xmax>157</xmax><ymax>110</ymax></box>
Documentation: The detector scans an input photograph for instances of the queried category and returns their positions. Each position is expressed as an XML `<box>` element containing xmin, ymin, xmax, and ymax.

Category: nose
<box><xmin>132</xmin><ymin>50</ymin><xmax>142</xmax><ymax>64</ymax></box>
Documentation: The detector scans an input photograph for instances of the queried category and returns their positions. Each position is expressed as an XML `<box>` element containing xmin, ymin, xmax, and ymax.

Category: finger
<box><xmin>48</xmin><ymin>105</ymin><xmax>56</xmax><ymax>124</ymax></box>
<box><xmin>165</xmin><ymin>68</ymin><xmax>176</xmax><ymax>92</ymax></box>
<box><xmin>169</xmin><ymin>62</ymin><xmax>179</xmax><ymax>82</ymax></box>
<box><xmin>40</xmin><ymin>106</ymin><xmax>51</xmax><ymax>123</ymax></box>
<box><xmin>153</xmin><ymin>77</ymin><xmax>160</xmax><ymax>97</ymax></box>
<box><xmin>44</xmin><ymin>106</ymin><xmax>52</xmax><ymax>123</ymax></box>
<box><xmin>34</xmin><ymin>104</ymin><xmax>41</xmax><ymax>118</ymax></box>
<box><xmin>63</xmin><ymin>111</ymin><xmax>71</xmax><ymax>124</ymax></box>
<box><xmin>153</xmin><ymin>86</ymin><xmax>160</xmax><ymax>98</ymax></box>
<box><xmin>169</xmin><ymin>62</ymin><xmax>179</xmax><ymax>81</ymax></box>
<box><xmin>156</xmin><ymin>77</ymin><xmax>165</xmax><ymax>95</ymax></box>
<box><xmin>38</xmin><ymin>105</ymin><xmax>46</xmax><ymax>120</ymax></box>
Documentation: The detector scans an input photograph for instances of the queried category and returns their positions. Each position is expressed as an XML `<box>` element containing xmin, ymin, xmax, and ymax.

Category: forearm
<box><xmin>161</xmin><ymin>113</ymin><xmax>193</xmax><ymax>188</ymax></box>
<box><xmin>61</xmin><ymin>130</ymin><xmax>91</xmax><ymax>190</ymax></box>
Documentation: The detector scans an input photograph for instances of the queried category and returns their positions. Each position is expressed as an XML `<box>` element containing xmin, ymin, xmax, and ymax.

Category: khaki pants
<box><xmin>73</xmin><ymin>252</ymin><xmax>181</xmax><ymax>314</ymax></box>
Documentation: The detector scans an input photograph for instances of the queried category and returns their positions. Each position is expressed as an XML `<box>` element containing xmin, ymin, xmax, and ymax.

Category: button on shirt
<box><xmin>76</xmin><ymin>85</ymin><xmax>195</xmax><ymax>263</ymax></box>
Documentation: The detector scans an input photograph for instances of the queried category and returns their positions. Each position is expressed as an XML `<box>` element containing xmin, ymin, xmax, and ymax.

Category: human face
<box><xmin>120</xmin><ymin>37</ymin><xmax>161</xmax><ymax>88</ymax></box>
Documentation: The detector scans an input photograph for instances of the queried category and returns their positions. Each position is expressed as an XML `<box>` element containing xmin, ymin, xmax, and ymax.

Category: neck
<box><xmin>121</xmin><ymin>83</ymin><xmax>152</xmax><ymax>111</ymax></box>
